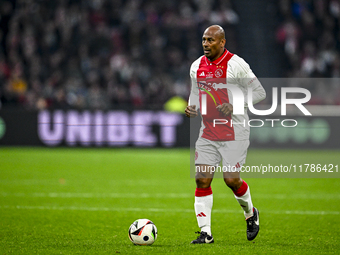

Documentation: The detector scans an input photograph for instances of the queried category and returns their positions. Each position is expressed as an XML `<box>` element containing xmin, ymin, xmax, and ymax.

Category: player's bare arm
<box><xmin>185</xmin><ymin>105</ymin><xmax>198</xmax><ymax>118</ymax></box>
<box><xmin>216</xmin><ymin>103</ymin><xmax>233</xmax><ymax>116</ymax></box>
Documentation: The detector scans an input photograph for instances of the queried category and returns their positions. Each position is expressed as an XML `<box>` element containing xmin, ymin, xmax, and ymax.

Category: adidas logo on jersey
<box><xmin>199</xmin><ymin>71</ymin><xmax>205</xmax><ymax>76</ymax></box>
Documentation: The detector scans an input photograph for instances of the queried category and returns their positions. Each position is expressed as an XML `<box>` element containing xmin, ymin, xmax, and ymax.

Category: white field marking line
<box><xmin>0</xmin><ymin>205</ymin><xmax>339</xmax><ymax>215</ymax></box>
<box><xmin>0</xmin><ymin>179</ymin><xmax>181</xmax><ymax>186</ymax></box>
<box><xmin>0</xmin><ymin>180</ymin><xmax>62</xmax><ymax>185</ymax></box>
<box><xmin>0</xmin><ymin>192</ymin><xmax>340</xmax><ymax>200</ymax></box>
<box><xmin>0</xmin><ymin>192</ymin><xmax>190</xmax><ymax>198</ymax></box>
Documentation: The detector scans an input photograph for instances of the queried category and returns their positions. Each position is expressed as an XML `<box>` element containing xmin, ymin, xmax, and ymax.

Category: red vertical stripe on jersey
<box><xmin>197</xmin><ymin>49</ymin><xmax>235</xmax><ymax>141</ymax></box>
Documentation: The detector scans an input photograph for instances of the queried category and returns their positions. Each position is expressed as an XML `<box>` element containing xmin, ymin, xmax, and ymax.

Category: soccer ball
<box><xmin>128</xmin><ymin>219</ymin><xmax>157</xmax><ymax>245</ymax></box>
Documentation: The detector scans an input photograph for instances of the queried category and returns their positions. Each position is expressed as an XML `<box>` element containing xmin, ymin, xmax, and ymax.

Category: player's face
<box><xmin>202</xmin><ymin>29</ymin><xmax>225</xmax><ymax>61</ymax></box>
<box><xmin>202</xmin><ymin>30</ymin><xmax>225</xmax><ymax>61</ymax></box>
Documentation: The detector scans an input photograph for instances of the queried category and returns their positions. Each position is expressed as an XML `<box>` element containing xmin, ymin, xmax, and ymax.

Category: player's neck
<box><xmin>208</xmin><ymin>49</ymin><xmax>226</xmax><ymax>62</ymax></box>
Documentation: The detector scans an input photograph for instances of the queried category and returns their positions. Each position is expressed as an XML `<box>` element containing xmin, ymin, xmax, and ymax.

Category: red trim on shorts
<box><xmin>195</xmin><ymin>187</ymin><xmax>213</xmax><ymax>197</ymax></box>
<box><xmin>233</xmin><ymin>180</ymin><xmax>248</xmax><ymax>197</ymax></box>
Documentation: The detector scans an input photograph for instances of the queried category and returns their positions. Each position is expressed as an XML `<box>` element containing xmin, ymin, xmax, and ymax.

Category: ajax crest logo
<box><xmin>214</xmin><ymin>69</ymin><xmax>223</xmax><ymax>78</ymax></box>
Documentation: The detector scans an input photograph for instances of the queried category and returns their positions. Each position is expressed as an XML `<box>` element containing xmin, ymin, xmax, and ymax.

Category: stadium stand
<box><xmin>0</xmin><ymin>0</ymin><xmax>339</xmax><ymax>110</ymax></box>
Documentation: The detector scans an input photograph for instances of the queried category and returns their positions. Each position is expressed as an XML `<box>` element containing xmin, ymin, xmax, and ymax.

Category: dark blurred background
<box><xmin>1</xmin><ymin>0</ymin><xmax>340</xmax><ymax>111</ymax></box>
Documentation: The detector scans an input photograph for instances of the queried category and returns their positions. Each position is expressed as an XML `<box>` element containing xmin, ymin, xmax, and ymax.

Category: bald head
<box><xmin>204</xmin><ymin>25</ymin><xmax>225</xmax><ymax>41</ymax></box>
<box><xmin>202</xmin><ymin>25</ymin><xmax>226</xmax><ymax>61</ymax></box>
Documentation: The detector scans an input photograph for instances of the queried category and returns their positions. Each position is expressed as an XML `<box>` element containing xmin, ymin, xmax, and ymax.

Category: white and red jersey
<box><xmin>189</xmin><ymin>49</ymin><xmax>266</xmax><ymax>141</ymax></box>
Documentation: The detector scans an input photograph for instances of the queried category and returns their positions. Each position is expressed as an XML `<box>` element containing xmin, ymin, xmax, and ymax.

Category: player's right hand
<box><xmin>185</xmin><ymin>105</ymin><xmax>198</xmax><ymax>118</ymax></box>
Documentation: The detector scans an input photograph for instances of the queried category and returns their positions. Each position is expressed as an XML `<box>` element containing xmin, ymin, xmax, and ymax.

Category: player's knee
<box><xmin>224</xmin><ymin>178</ymin><xmax>240</xmax><ymax>190</ymax></box>
<box><xmin>195</xmin><ymin>178</ymin><xmax>211</xmax><ymax>189</ymax></box>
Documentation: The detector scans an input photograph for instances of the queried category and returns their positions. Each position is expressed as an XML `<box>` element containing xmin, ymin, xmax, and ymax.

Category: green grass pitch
<box><xmin>0</xmin><ymin>147</ymin><xmax>339</xmax><ymax>254</ymax></box>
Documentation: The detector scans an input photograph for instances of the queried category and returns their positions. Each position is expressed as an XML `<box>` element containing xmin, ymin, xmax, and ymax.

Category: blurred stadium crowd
<box><xmin>0</xmin><ymin>0</ymin><xmax>239</xmax><ymax>110</ymax></box>
<box><xmin>277</xmin><ymin>0</ymin><xmax>340</xmax><ymax>104</ymax></box>
<box><xmin>0</xmin><ymin>0</ymin><xmax>339</xmax><ymax>110</ymax></box>
<box><xmin>277</xmin><ymin>0</ymin><xmax>340</xmax><ymax>78</ymax></box>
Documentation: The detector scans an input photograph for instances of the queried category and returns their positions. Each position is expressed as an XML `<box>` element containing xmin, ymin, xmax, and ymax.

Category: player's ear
<box><xmin>220</xmin><ymin>38</ymin><xmax>226</xmax><ymax>48</ymax></box>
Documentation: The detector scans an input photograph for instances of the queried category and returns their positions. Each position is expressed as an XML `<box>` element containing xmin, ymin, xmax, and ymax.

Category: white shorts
<box><xmin>195</xmin><ymin>137</ymin><xmax>250</xmax><ymax>169</ymax></box>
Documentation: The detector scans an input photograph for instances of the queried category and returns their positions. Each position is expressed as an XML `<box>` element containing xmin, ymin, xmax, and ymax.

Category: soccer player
<box><xmin>185</xmin><ymin>25</ymin><xmax>266</xmax><ymax>244</ymax></box>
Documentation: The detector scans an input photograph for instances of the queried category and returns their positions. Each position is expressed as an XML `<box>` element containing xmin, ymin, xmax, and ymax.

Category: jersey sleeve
<box><xmin>188</xmin><ymin>58</ymin><xmax>201</xmax><ymax>109</ymax></box>
<box><xmin>230</xmin><ymin>55</ymin><xmax>266</xmax><ymax>106</ymax></box>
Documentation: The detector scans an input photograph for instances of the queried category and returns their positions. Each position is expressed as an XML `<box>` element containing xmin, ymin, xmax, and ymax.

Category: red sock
<box><xmin>194</xmin><ymin>187</ymin><xmax>213</xmax><ymax>235</ymax></box>
<box><xmin>233</xmin><ymin>180</ymin><xmax>248</xmax><ymax>197</ymax></box>
<box><xmin>233</xmin><ymin>181</ymin><xmax>253</xmax><ymax>218</ymax></box>
<box><xmin>195</xmin><ymin>187</ymin><xmax>213</xmax><ymax>197</ymax></box>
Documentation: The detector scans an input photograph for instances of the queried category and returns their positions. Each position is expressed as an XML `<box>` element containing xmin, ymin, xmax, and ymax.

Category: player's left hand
<box><xmin>185</xmin><ymin>105</ymin><xmax>198</xmax><ymax>118</ymax></box>
<box><xmin>216</xmin><ymin>103</ymin><xmax>233</xmax><ymax>116</ymax></box>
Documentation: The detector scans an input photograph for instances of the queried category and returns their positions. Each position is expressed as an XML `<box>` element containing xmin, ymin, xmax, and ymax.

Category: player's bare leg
<box><xmin>223</xmin><ymin>171</ymin><xmax>259</xmax><ymax>241</ymax></box>
<box><xmin>191</xmin><ymin>164</ymin><xmax>214</xmax><ymax>244</ymax></box>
